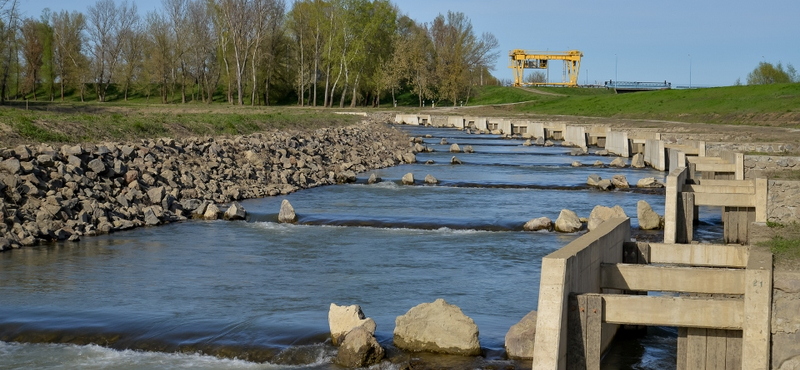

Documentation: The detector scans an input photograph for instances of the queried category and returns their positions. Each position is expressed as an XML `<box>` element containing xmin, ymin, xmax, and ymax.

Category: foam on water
<box><xmin>0</xmin><ymin>342</ymin><xmax>291</xmax><ymax>370</ymax></box>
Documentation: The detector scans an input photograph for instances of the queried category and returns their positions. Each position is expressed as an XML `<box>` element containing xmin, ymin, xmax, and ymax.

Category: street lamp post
<box><xmin>615</xmin><ymin>54</ymin><xmax>618</xmax><ymax>89</ymax></box>
<box><xmin>689</xmin><ymin>54</ymin><xmax>692</xmax><ymax>89</ymax></box>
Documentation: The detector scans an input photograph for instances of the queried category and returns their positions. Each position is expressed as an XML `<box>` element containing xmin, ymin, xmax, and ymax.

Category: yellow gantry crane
<box><xmin>508</xmin><ymin>49</ymin><xmax>583</xmax><ymax>87</ymax></box>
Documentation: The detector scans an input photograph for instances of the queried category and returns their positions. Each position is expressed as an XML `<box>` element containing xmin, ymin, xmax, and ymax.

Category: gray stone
<box><xmin>203</xmin><ymin>204</ymin><xmax>221</xmax><ymax>220</ymax></box>
<box><xmin>15</xmin><ymin>145</ymin><xmax>32</xmax><ymax>160</ymax></box>
<box><xmin>336</xmin><ymin>170</ymin><xmax>357</xmax><ymax>184</ymax></box>
<box><xmin>147</xmin><ymin>186</ymin><xmax>165</xmax><ymax>204</ymax></box>
<box><xmin>587</xmin><ymin>174</ymin><xmax>602</xmax><ymax>187</ymax></box>
<box><xmin>587</xmin><ymin>205</ymin><xmax>627</xmax><ymax>231</ymax></box>
<box><xmin>87</xmin><ymin>158</ymin><xmax>105</xmax><ymax>173</ymax></box>
<box><xmin>555</xmin><ymin>209</ymin><xmax>582</xmax><ymax>233</ymax></box>
<box><xmin>440</xmin><ymin>138</ymin><xmax>448</xmax><ymax>145</ymax></box>
<box><xmin>570</xmin><ymin>148</ymin><xmax>587</xmax><ymax>156</ymax></box>
<box><xmin>524</xmin><ymin>217</ymin><xmax>552</xmax><ymax>231</ymax></box>
<box><xmin>67</xmin><ymin>155</ymin><xmax>82</xmax><ymax>168</ymax></box>
<box><xmin>393</xmin><ymin>298</ymin><xmax>481</xmax><ymax>356</ymax></box>
<box><xmin>775</xmin><ymin>271</ymin><xmax>800</xmax><ymax>293</ymax></box>
<box><xmin>597</xmin><ymin>179</ymin><xmax>614</xmax><ymax>191</ymax></box>
<box><xmin>637</xmin><ymin>200</ymin><xmax>662</xmax><ymax>230</ymax></box>
<box><xmin>424</xmin><ymin>174</ymin><xmax>438</xmax><ymax>184</ymax></box>
<box><xmin>505</xmin><ymin>310</ymin><xmax>537</xmax><ymax>360</ymax></box>
<box><xmin>402</xmin><ymin>152</ymin><xmax>416</xmax><ymax>164</ymax></box>
<box><xmin>523</xmin><ymin>139</ymin><xmax>532</xmax><ymax>146</ymax></box>
<box><xmin>367</xmin><ymin>173</ymin><xmax>381</xmax><ymax>184</ymax></box>
<box><xmin>451</xmin><ymin>156</ymin><xmax>462</xmax><ymax>165</ymax></box>
<box><xmin>328</xmin><ymin>303</ymin><xmax>377</xmax><ymax>346</ymax></box>
<box><xmin>224</xmin><ymin>202</ymin><xmax>247</xmax><ymax>220</ymax></box>
<box><xmin>449</xmin><ymin>143</ymin><xmax>461</xmax><ymax>153</ymax></box>
<box><xmin>401</xmin><ymin>173</ymin><xmax>414</xmax><ymax>185</ymax></box>
<box><xmin>636</xmin><ymin>177</ymin><xmax>665</xmax><ymax>188</ymax></box>
<box><xmin>609</xmin><ymin>157</ymin><xmax>627</xmax><ymax>168</ymax></box>
<box><xmin>463</xmin><ymin>145</ymin><xmax>474</xmax><ymax>153</ymax></box>
<box><xmin>571</xmin><ymin>161</ymin><xmax>582</xmax><ymax>167</ymax></box>
<box><xmin>335</xmin><ymin>326</ymin><xmax>385</xmax><ymax>368</ymax></box>
<box><xmin>144</xmin><ymin>208</ymin><xmax>160</xmax><ymax>225</ymax></box>
<box><xmin>278</xmin><ymin>199</ymin><xmax>297</xmax><ymax>223</ymax></box>
<box><xmin>544</xmin><ymin>140</ymin><xmax>554</xmax><ymax>147</ymax></box>
<box><xmin>535</xmin><ymin>137</ymin><xmax>545</xmax><ymax>146</ymax></box>
<box><xmin>595</xmin><ymin>149</ymin><xmax>609</xmax><ymax>156</ymax></box>
<box><xmin>0</xmin><ymin>237</ymin><xmax>10</xmax><ymax>251</ymax></box>
<box><xmin>1</xmin><ymin>158</ymin><xmax>20</xmax><ymax>174</ymax></box>
<box><xmin>593</xmin><ymin>160</ymin><xmax>604</xmax><ymax>167</ymax></box>
<box><xmin>772</xmin><ymin>332</ymin><xmax>800</xmax><ymax>370</ymax></box>
<box><xmin>611</xmin><ymin>174</ymin><xmax>629</xmax><ymax>189</ymax></box>
<box><xmin>181</xmin><ymin>199</ymin><xmax>203</xmax><ymax>212</ymax></box>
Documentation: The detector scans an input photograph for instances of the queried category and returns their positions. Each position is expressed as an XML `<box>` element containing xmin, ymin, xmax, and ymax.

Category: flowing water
<box><xmin>0</xmin><ymin>126</ymin><xmax>724</xmax><ymax>369</ymax></box>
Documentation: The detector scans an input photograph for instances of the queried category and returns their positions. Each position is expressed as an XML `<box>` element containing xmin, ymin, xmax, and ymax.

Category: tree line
<box><xmin>0</xmin><ymin>0</ymin><xmax>499</xmax><ymax>107</ymax></box>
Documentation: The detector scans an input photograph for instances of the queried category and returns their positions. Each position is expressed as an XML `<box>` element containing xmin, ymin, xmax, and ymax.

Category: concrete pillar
<box><xmin>742</xmin><ymin>250</ymin><xmax>772</xmax><ymax>370</ymax></box>
<box><xmin>567</xmin><ymin>294</ymin><xmax>602</xmax><ymax>370</ymax></box>
<box><xmin>664</xmin><ymin>167</ymin><xmax>688</xmax><ymax>244</ymax></box>
<box><xmin>679</xmin><ymin>192</ymin><xmax>695</xmax><ymax>243</ymax></box>
<box><xmin>755</xmin><ymin>178</ymin><xmax>767</xmax><ymax>223</ymax></box>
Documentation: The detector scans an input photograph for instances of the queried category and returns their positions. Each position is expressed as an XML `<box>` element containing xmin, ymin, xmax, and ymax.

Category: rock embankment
<box><xmin>0</xmin><ymin>122</ymin><xmax>411</xmax><ymax>250</ymax></box>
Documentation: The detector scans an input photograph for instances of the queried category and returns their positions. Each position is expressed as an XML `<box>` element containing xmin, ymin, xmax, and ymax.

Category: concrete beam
<box><xmin>688</xmin><ymin>156</ymin><xmax>729</xmax><ymax>164</ymax></box>
<box><xmin>649</xmin><ymin>243</ymin><xmax>749</xmax><ymax>268</ymax></box>
<box><xmin>695</xmin><ymin>163</ymin><xmax>737</xmax><ymax>173</ymax></box>
<box><xmin>695</xmin><ymin>179</ymin><xmax>755</xmax><ymax>187</ymax></box>
<box><xmin>682</xmin><ymin>184</ymin><xmax>755</xmax><ymax>194</ymax></box>
<box><xmin>693</xmin><ymin>192</ymin><xmax>755</xmax><ymax>207</ymax></box>
<box><xmin>600</xmin><ymin>263</ymin><xmax>746</xmax><ymax>294</ymax></box>
<box><xmin>755</xmin><ymin>178</ymin><xmax>767</xmax><ymax>223</ymax></box>
<box><xmin>601</xmin><ymin>295</ymin><xmax>744</xmax><ymax>329</ymax></box>
<box><xmin>742</xmin><ymin>249</ymin><xmax>772</xmax><ymax>370</ymax></box>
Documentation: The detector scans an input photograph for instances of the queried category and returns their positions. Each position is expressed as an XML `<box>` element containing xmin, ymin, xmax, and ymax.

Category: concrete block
<box><xmin>600</xmin><ymin>264</ymin><xmax>745</xmax><ymax>294</ymax></box>
<box><xmin>742</xmin><ymin>249</ymin><xmax>772</xmax><ymax>370</ymax></box>
<box><xmin>606</xmin><ymin>131</ymin><xmax>630</xmax><ymax>157</ymax></box>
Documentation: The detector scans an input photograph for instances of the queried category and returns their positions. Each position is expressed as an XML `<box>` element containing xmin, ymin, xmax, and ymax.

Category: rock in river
<box><xmin>335</xmin><ymin>326</ymin><xmax>385</xmax><ymax>368</ymax></box>
<box><xmin>637</xmin><ymin>200</ymin><xmax>662</xmax><ymax>230</ymax></box>
<box><xmin>587</xmin><ymin>205</ymin><xmax>627</xmax><ymax>231</ymax></box>
<box><xmin>524</xmin><ymin>217</ymin><xmax>552</xmax><ymax>231</ymax></box>
<box><xmin>328</xmin><ymin>303</ymin><xmax>377</xmax><ymax>346</ymax></box>
<box><xmin>505</xmin><ymin>310</ymin><xmax>537</xmax><ymax>360</ymax></box>
<box><xmin>401</xmin><ymin>173</ymin><xmax>415</xmax><ymax>185</ymax></box>
<box><xmin>278</xmin><ymin>199</ymin><xmax>297</xmax><ymax>223</ymax></box>
<box><xmin>393</xmin><ymin>298</ymin><xmax>481</xmax><ymax>356</ymax></box>
<box><xmin>555</xmin><ymin>209</ymin><xmax>582</xmax><ymax>233</ymax></box>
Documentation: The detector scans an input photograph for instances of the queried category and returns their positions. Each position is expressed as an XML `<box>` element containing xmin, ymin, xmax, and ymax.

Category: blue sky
<box><xmin>19</xmin><ymin>0</ymin><xmax>800</xmax><ymax>87</ymax></box>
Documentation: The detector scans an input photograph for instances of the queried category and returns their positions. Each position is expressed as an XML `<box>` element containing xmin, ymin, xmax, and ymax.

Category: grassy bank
<box><xmin>0</xmin><ymin>104</ymin><xmax>362</xmax><ymax>148</ymax></box>
<box><xmin>511</xmin><ymin>83</ymin><xmax>800</xmax><ymax>127</ymax></box>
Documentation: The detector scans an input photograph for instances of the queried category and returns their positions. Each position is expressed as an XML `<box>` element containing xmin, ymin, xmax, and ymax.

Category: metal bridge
<box><xmin>605</xmin><ymin>80</ymin><xmax>671</xmax><ymax>93</ymax></box>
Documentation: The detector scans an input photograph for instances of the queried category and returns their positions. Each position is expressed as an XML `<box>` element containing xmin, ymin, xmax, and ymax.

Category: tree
<box><xmin>52</xmin><ymin>10</ymin><xmax>88</xmax><ymax>101</ymax></box>
<box><xmin>746</xmin><ymin>61</ymin><xmax>797</xmax><ymax>85</ymax></box>
<box><xmin>145</xmin><ymin>11</ymin><xmax>173</xmax><ymax>103</ymax></box>
<box><xmin>20</xmin><ymin>18</ymin><xmax>44</xmax><ymax>100</ymax></box>
<box><xmin>524</xmin><ymin>71</ymin><xmax>546</xmax><ymax>84</ymax></box>
<box><xmin>87</xmin><ymin>0</ymin><xmax>137</xmax><ymax>102</ymax></box>
<box><xmin>117</xmin><ymin>10</ymin><xmax>142</xmax><ymax>101</ymax></box>
<box><xmin>0</xmin><ymin>0</ymin><xmax>20</xmax><ymax>103</ymax></box>
<box><xmin>430</xmin><ymin>11</ymin><xmax>498</xmax><ymax>106</ymax></box>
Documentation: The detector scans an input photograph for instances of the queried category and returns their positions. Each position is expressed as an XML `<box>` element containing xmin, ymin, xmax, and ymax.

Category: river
<box><xmin>0</xmin><ymin>125</ymin><xmax>724</xmax><ymax>369</ymax></box>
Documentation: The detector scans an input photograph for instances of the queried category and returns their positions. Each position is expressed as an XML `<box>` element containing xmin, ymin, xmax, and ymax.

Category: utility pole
<box><xmin>689</xmin><ymin>54</ymin><xmax>692</xmax><ymax>89</ymax></box>
<box><xmin>615</xmin><ymin>54</ymin><xmax>618</xmax><ymax>89</ymax></box>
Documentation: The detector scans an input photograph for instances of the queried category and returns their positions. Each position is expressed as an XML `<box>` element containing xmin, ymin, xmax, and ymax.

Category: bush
<box><xmin>746</xmin><ymin>61</ymin><xmax>798</xmax><ymax>85</ymax></box>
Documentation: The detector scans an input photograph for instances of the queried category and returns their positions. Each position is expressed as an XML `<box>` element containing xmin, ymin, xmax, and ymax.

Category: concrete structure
<box><xmin>486</xmin><ymin>118</ymin><xmax>512</xmax><ymax>134</ymax></box>
<box><xmin>605</xmin><ymin>131</ymin><xmax>630</xmax><ymax>158</ymax></box>
<box><xmin>564</xmin><ymin>126</ymin><xmax>588</xmax><ymax>149</ymax></box>
<box><xmin>530</xmin><ymin>122</ymin><xmax>546</xmax><ymax>139</ymax></box>
<box><xmin>447</xmin><ymin>116</ymin><xmax>465</xmax><ymax>129</ymax></box>
<box><xmin>586</xmin><ymin>127</ymin><xmax>609</xmax><ymax>147</ymax></box>
<box><xmin>544</xmin><ymin>123</ymin><xmax>566</xmax><ymax>140</ymax></box>
<box><xmin>644</xmin><ymin>139</ymin><xmax>667</xmax><ymax>171</ymax></box>
<box><xmin>531</xmin><ymin>218</ymin><xmax>629</xmax><ymax>370</ymax></box>
<box><xmin>394</xmin><ymin>114</ymin><xmax>431</xmax><ymax>125</ymax></box>
<box><xmin>465</xmin><ymin>117</ymin><xmax>488</xmax><ymax>131</ymax></box>
<box><xmin>532</xmin><ymin>216</ymin><xmax>772</xmax><ymax>369</ymax></box>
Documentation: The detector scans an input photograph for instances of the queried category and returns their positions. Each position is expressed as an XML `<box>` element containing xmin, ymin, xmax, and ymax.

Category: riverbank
<box><xmin>0</xmin><ymin>119</ymin><xmax>413</xmax><ymax>250</ymax></box>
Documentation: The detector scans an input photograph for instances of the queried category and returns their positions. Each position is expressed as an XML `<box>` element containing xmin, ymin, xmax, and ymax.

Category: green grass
<box><xmin>766</xmin><ymin>170</ymin><xmax>800</xmax><ymax>180</ymax></box>
<box><xmin>464</xmin><ymin>85</ymin><xmax>548</xmax><ymax>106</ymax></box>
<box><xmin>758</xmin><ymin>222</ymin><xmax>800</xmax><ymax>263</ymax></box>
<box><xmin>513</xmin><ymin>83</ymin><xmax>800</xmax><ymax>126</ymax></box>
<box><xmin>0</xmin><ymin>105</ymin><xmax>362</xmax><ymax>147</ymax></box>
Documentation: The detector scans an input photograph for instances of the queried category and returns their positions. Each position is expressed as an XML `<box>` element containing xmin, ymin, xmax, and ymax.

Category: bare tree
<box><xmin>20</xmin><ymin>18</ymin><xmax>44</xmax><ymax>100</ymax></box>
<box><xmin>52</xmin><ymin>10</ymin><xmax>87</xmax><ymax>101</ymax></box>
<box><xmin>87</xmin><ymin>0</ymin><xmax>137</xmax><ymax>102</ymax></box>
<box><xmin>0</xmin><ymin>0</ymin><xmax>20</xmax><ymax>103</ymax></box>
<box><xmin>215</xmin><ymin>0</ymin><xmax>259</xmax><ymax>105</ymax></box>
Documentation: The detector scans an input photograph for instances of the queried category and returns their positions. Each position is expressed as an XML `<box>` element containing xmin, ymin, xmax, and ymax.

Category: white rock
<box><xmin>278</xmin><ymin>199</ymin><xmax>297</xmax><ymax>223</ymax></box>
<box><xmin>505</xmin><ymin>310</ymin><xmax>537</xmax><ymax>360</ymax></box>
<box><xmin>637</xmin><ymin>200</ymin><xmax>662</xmax><ymax>230</ymax></box>
<box><xmin>555</xmin><ymin>209</ymin><xmax>582</xmax><ymax>233</ymax></box>
<box><xmin>393</xmin><ymin>298</ymin><xmax>481</xmax><ymax>356</ymax></box>
<box><xmin>587</xmin><ymin>205</ymin><xmax>627</xmax><ymax>231</ymax></box>
<box><xmin>401</xmin><ymin>173</ymin><xmax>414</xmax><ymax>185</ymax></box>
<box><xmin>328</xmin><ymin>303</ymin><xmax>377</xmax><ymax>346</ymax></box>
<box><xmin>524</xmin><ymin>217</ymin><xmax>552</xmax><ymax>231</ymax></box>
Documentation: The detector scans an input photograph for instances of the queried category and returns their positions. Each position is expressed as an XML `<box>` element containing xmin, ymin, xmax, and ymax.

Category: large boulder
<box><xmin>596</xmin><ymin>179</ymin><xmax>614</xmax><ymax>191</ymax></box>
<box><xmin>393</xmin><ymin>298</ymin><xmax>481</xmax><ymax>356</ymax></box>
<box><xmin>450</xmin><ymin>156</ymin><xmax>462</xmax><ymax>165</ymax></box>
<box><xmin>555</xmin><ymin>209</ymin><xmax>582</xmax><ymax>233</ymax></box>
<box><xmin>424</xmin><ymin>174</ymin><xmax>439</xmax><ymax>184</ymax></box>
<box><xmin>609</xmin><ymin>157</ymin><xmax>627</xmax><ymax>168</ymax></box>
<box><xmin>328</xmin><ymin>303</ymin><xmax>377</xmax><ymax>346</ymax></box>
<box><xmin>367</xmin><ymin>173</ymin><xmax>382</xmax><ymax>184</ymax></box>
<box><xmin>523</xmin><ymin>217</ymin><xmax>552</xmax><ymax>232</ymax></box>
<box><xmin>402</xmin><ymin>152</ymin><xmax>417</xmax><ymax>164</ymax></box>
<box><xmin>631</xmin><ymin>153</ymin><xmax>645</xmax><ymax>168</ymax></box>
<box><xmin>401</xmin><ymin>173</ymin><xmax>415</xmax><ymax>185</ymax></box>
<box><xmin>463</xmin><ymin>145</ymin><xmax>474</xmax><ymax>153</ymax></box>
<box><xmin>636</xmin><ymin>177</ymin><xmax>665</xmax><ymax>188</ymax></box>
<box><xmin>335</xmin><ymin>326</ymin><xmax>385</xmax><ymax>368</ymax></box>
<box><xmin>224</xmin><ymin>202</ymin><xmax>247</xmax><ymax>220</ymax></box>
<box><xmin>587</xmin><ymin>174</ymin><xmax>602</xmax><ymax>187</ymax></box>
<box><xmin>611</xmin><ymin>175</ymin><xmax>630</xmax><ymax>189</ymax></box>
<box><xmin>570</xmin><ymin>148</ymin><xmax>587</xmax><ymax>156</ymax></box>
<box><xmin>278</xmin><ymin>199</ymin><xmax>297</xmax><ymax>223</ymax></box>
<box><xmin>587</xmin><ymin>205</ymin><xmax>627</xmax><ymax>231</ymax></box>
<box><xmin>505</xmin><ymin>310</ymin><xmax>537</xmax><ymax>360</ymax></box>
<box><xmin>637</xmin><ymin>200</ymin><xmax>662</xmax><ymax>230</ymax></box>
<box><xmin>593</xmin><ymin>160</ymin><xmax>604</xmax><ymax>167</ymax></box>
<box><xmin>203</xmin><ymin>203</ymin><xmax>222</xmax><ymax>220</ymax></box>
<box><xmin>449</xmin><ymin>143</ymin><xmax>461</xmax><ymax>153</ymax></box>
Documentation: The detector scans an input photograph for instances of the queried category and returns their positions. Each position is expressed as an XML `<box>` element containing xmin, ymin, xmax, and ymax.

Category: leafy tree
<box><xmin>746</xmin><ymin>61</ymin><xmax>797</xmax><ymax>85</ymax></box>
<box><xmin>52</xmin><ymin>10</ymin><xmax>88</xmax><ymax>101</ymax></box>
<box><xmin>20</xmin><ymin>17</ymin><xmax>44</xmax><ymax>100</ymax></box>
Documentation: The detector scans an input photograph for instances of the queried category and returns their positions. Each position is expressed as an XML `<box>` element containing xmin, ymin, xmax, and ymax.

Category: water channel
<box><xmin>0</xmin><ymin>125</ymin><xmax>724</xmax><ymax>369</ymax></box>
